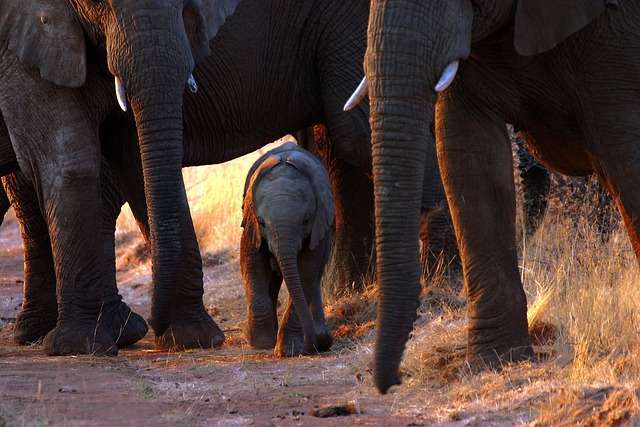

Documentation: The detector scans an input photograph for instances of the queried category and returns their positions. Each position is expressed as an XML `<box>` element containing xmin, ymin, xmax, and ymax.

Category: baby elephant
<box><xmin>241</xmin><ymin>143</ymin><xmax>334</xmax><ymax>357</ymax></box>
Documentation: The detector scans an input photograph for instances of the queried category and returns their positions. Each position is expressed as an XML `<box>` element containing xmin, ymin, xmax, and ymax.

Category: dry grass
<box><xmin>111</xmin><ymin>138</ymin><xmax>640</xmax><ymax>424</ymax></box>
<box><xmin>115</xmin><ymin>139</ymin><xmax>291</xmax><ymax>258</ymax></box>
<box><xmin>390</xmin><ymin>173</ymin><xmax>640</xmax><ymax>423</ymax></box>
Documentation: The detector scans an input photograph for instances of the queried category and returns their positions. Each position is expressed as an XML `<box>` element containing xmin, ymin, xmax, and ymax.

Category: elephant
<box><xmin>515</xmin><ymin>137</ymin><xmax>615</xmax><ymax>237</ymax></box>
<box><xmin>240</xmin><ymin>143</ymin><xmax>334</xmax><ymax>356</ymax></box>
<box><xmin>0</xmin><ymin>0</ymin><xmax>241</xmax><ymax>355</ymax></box>
<box><xmin>0</xmin><ymin>0</ymin><xmax>385</xmax><ymax>354</ymax></box>
<box><xmin>346</xmin><ymin>0</ymin><xmax>639</xmax><ymax>393</ymax></box>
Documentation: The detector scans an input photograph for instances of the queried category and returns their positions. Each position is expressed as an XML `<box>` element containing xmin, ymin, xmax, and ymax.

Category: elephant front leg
<box><xmin>299</xmin><ymin>238</ymin><xmax>333</xmax><ymax>352</ymax></box>
<box><xmin>98</xmin><ymin>160</ymin><xmax>148</xmax><ymax>348</ymax></box>
<box><xmin>240</xmin><ymin>233</ymin><xmax>281</xmax><ymax>350</ymax></box>
<box><xmin>2</xmin><ymin>172</ymin><xmax>58</xmax><ymax>344</ymax></box>
<box><xmin>40</xmin><ymin>157</ymin><xmax>117</xmax><ymax>355</ymax></box>
<box><xmin>275</xmin><ymin>297</ymin><xmax>306</xmax><ymax>357</ymax></box>
<box><xmin>436</xmin><ymin>93</ymin><xmax>532</xmax><ymax>368</ymax></box>
<box><xmin>153</xmin><ymin>201</ymin><xmax>225</xmax><ymax>350</ymax></box>
<box><xmin>110</xmin><ymin>139</ymin><xmax>224</xmax><ymax>351</ymax></box>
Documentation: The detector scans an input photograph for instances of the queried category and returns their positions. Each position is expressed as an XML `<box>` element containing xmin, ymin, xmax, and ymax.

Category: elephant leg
<box><xmin>419</xmin><ymin>203</ymin><xmax>460</xmax><ymax>285</ymax></box>
<box><xmin>419</xmin><ymin>138</ymin><xmax>460</xmax><ymax>284</ymax></box>
<box><xmin>240</xmin><ymin>230</ymin><xmax>281</xmax><ymax>350</ymax></box>
<box><xmin>329</xmin><ymin>160</ymin><xmax>375</xmax><ymax>291</ymax></box>
<box><xmin>593</xmin><ymin>139</ymin><xmax>640</xmax><ymax>259</ymax></box>
<box><xmin>0</xmin><ymin>186</ymin><xmax>11</xmax><ymax>224</ymax></box>
<box><xmin>516</xmin><ymin>139</ymin><xmax>551</xmax><ymax>236</ymax></box>
<box><xmin>2</xmin><ymin>172</ymin><xmax>58</xmax><ymax>344</ymax></box>
<box><xmin>300</xmin><ymin>127</ymin><xmax>375</xmax><ymax>292</ymax></box>
<box><xmin>275</xmin><ymin>296</ymin><xmax>306</xmax><ymax>357</ymax></box>
<box><xmin>436</xmin><ymin>93</ymin><xmax>532</xmax><ymax>368</ymax></box>
<box><xmin>107</xmin><ymin>134</ymin><xmax>224</xmax><ymax>351</ymax></box>
<box><xmin>5</xmin><ymin>130</ymin><xmax>117</xmax><ymax>355</ymax></box>
<box><xmin>313</xmin><ymin>7</ymin><xmax>375</xmax><ymax>292</ymax></box>
<box><xmin>298</xmin><ymin>235</ymin><xmax>333</xmax><ymax>352</ymax></box>
<box><xmin>97</xmin><ymin>159</ymin><xmax>148</xmax><ymax>348</ymax></box>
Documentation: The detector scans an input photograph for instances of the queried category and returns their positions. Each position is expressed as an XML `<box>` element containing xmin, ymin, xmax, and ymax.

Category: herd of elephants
<box><xmin>0</xmin><ymin>0</ymin><xmax>637</xmax><ymax>395</ymax></box>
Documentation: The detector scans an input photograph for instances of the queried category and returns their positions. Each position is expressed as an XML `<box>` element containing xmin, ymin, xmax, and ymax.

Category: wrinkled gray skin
<box><xmin>0</xmin><ymin>0</ymin><xmax>377</xmax><ymax>353</ymax></box>
<box><xmin>361</xmin><ymin>0</ymin><xmax>640</xmax><ymax>393</ymax></box>
<box><xmin>0</xmin><ymin>0</ymin><xmax>239</xmax><ymax>355</ymax></box>
<box><xmin>240</xmin><ymin>144</ymin><xmax>334</xmax><ymax>357</ymax></box>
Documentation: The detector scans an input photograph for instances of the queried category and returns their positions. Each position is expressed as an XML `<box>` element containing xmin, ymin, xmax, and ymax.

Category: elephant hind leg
<box><xmin>2</xmin><ymin>171</ymin><xmax>58</xmax><ymax>344</ymax></box>
<box><xmin>594</xmin><ymin>147</ymin><xmax>640</xmax><ymax>260</ymax></box>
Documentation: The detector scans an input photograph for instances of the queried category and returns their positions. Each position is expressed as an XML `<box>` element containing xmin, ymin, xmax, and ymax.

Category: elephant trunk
<box><xmin>271</xmin><ymin>228</ymin><xmax>316</xmax><ymax>353</ymax></box>
<box><xmin>366</xmin><ymin>0</ymin><xmax>433</xmax><ymax>394</ymax></box>
<box><xmin>132</xmin><ymin>96</ymin><xmax>186</xmax><ymax>335</ymax></box>
<box><xmin>111</xmin><ymin>6</ymin><xmax>197</xmax><ymax>335</ymax></box>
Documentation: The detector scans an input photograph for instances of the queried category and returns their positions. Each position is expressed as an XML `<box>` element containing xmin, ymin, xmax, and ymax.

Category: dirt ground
<box><xmin>2</xmin><ymin>209</ymin><xmax>640</xmax><ymax>427</ymax></box>
<box><xmin>0</xmin><ymin>214</ymin><xmax>431</xmax><ymax>427</ymax></box>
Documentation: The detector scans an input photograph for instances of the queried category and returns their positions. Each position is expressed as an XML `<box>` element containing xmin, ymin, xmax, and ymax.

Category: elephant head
<box><xmin>345</xmin><ymin>0</ymin><xmax>613</xmax><ymax>393</ymax></box>
<box><xmin>0</xmin><ymin>0</ymin><xmax>240</xmax><ymax>335</ymax></box>
<box><xmin>242</xmin><ymin>144</ymin><xmax>335</xmax><ymax>354</ymax></box>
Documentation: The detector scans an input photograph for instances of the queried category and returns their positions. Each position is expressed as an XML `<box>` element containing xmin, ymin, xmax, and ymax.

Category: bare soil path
<box><xmin>0</xmin><ymin>215</ymin><xmax>425</xmax><ymax>427</ymax></box>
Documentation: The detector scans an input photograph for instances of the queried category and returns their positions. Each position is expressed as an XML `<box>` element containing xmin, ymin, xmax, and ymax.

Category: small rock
<box><xmin>311</xmin><ymin>402</ymin><xmax>359</xmax><ymax>418</ymax></box>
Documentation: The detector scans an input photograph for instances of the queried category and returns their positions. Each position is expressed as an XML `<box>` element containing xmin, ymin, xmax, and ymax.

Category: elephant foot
<box><xmin>155</xmin><ymin>312</ymin><xmax>225</xmax><ymax>351</ymax></box>
<box><xmin>274</xmin><ymin>330</ymin><xmax>306</xmax><ymax>357</ymax></box>
<box><xmin>245</xmin><ymin>324</ymin><xmax>277</xmax><ymax>350</ymax></box>
<box><xmin>466</xmin><ymin>338</ymin><xmax>534</xmax><ymax>372</ymax></box>
<box><xmin>315</xmin><ymin>329</ymin><xmax>333</xmax><ymax>353</ymax></box>
<box><xmin>14</xmin><ymin>306</ymin><xmax>58</xmax><ymax>345</ymax></box>
<box><xmin>274</xmin><ymin>329</ymin><xmax>320</xmax><ymax>357</ymax></box>
<box><xmin>43</xmin><ymin>323</ymin><xmax>118</xmax><ymax>356</ymax></box>
<box><xmin>102</xmin><ymin>301</ymin><xmax>148</xmax><ymax>348</ymax></box>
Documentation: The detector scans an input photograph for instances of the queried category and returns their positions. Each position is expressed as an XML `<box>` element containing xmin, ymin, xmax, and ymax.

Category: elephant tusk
<box><xmin>343</xmin><ymin>77</ymin><xmax>368</xmax><ymax>111</ymax></box>
<box><xmin>187</xmin><ymin>74</ymin><xmax>198</xmax><ymax>94</ymax></box>
<box><xmin>434</xmin><ymin>61</ymin><xmax>459</xmax><ymax>93</ymax></box>
<box><xmin>114</xmin><ymin>76</ymin><xmax>127</xmax><ymax>112</ymax></box>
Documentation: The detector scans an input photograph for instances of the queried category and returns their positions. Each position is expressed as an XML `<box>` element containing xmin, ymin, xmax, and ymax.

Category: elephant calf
<box><xmin>240</xmin><ymin>143</ymin><xmax>334</xmax><ymax>357</ymax></box>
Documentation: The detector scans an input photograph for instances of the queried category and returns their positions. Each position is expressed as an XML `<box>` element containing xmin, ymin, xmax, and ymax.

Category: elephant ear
<box><xmin>204</xmin><ymin>0</ymin><xmax>242</xmax><ymax>40</ymax></box>
<box><xmin>242</xmin><ymin>154</ymin><xmax>282</xmax><ymax>249</ymax></box>
<box><xmin>185</xmin><ymin>0</ymin><xmax>241</xmax><ymax>62</ymax></box>
<box><xmin>514</xmin><ymin>0</ymin><xmax>616</xmax><ymax>56</ymax></box>
<box><xmin>0</xmin><ymin>0</ymin><xmax>86</xmax><ymax>87</ymax></box>
<box><xmin>242</xmin><ymin>142</ymin><xmax>299</xmax><ymax>205</ymax></box>
<box><xmin>283</xmin><ymin>149</ymin><xmax>335</xmax><ymax>251</ymax></box>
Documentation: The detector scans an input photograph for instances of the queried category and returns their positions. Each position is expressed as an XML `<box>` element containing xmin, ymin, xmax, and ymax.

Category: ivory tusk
<box><xmin>187</xmin><ymin>74</ymin><xmax>198</xmax><ymax>94</ymax></box>
<box><xmin>114</xmin><ymin>76</ymin><xmax>127</xmax><ymax>112</ymax></box>
<box><xmin>434</xmin><ymin>61</ymin><xmax>459</xmax><ymax>93</ymax></box>
<box><xmin>343</xmin><ymin>77</ymin><xmax>368</xmax><ymax>111</ymax></box>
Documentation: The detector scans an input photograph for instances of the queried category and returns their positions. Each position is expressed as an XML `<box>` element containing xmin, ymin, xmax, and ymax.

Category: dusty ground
<box><xmin>2</xmin><ymin>172</ymin><xmax>640</xmax><ymax>426</ymax></box>
<box><xmin>0</xmin><ymin>213</ymin><xmax>432</xmax><ymax>427</ymax></box>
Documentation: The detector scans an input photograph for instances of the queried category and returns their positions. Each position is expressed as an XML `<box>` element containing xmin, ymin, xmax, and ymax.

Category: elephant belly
<box><xmin>518</xmin><ymin>127</ymin><xmax>593</xmax><ymax>177</ymax></box>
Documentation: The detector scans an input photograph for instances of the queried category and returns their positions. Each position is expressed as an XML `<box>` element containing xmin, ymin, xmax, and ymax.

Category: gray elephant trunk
<box><xmin>115</xmin><ymin>10</ymin><xmax>195</xmax><ymax>335</ymax></box>
<box><xmin>270</xmin><ymin>228</ymin><xmax>316</xmax><ymax>352</ymax></box>
<box><xmin>366</xmin><ymin>0</ymin><xmax>436</xmax><ymax>394</ymax></box>
<box><xmin>366</xmin><ymin>0</ymin><xmax>473</xmax><ymax>394</ymax></box>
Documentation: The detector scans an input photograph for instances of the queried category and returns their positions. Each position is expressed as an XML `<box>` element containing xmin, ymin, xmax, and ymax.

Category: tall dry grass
<box><xmin>521</xmin><ymin>188</ymin><xmax>640</xmax><ymax>384</ymax></box>
<box><xmin>396</xmin><ymin>173</ymin><xmax>640</xmax><ymax>422</ymax></box>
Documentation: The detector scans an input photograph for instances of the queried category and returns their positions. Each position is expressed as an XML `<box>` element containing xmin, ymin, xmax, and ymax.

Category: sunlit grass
<box><xmin>115</xmin><ymin>139</ymin><xmax>290</xmax><ymax>256</ymax></box>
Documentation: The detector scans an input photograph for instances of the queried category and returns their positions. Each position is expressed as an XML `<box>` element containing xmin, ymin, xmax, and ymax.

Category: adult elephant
<box><xmin>346</xmin><ymin>0</ymin><xmax>637</xmax><ymax>393</ymax></box>
<box><xmin>0</xmin><ymin>0</ymin><xmax>239</xmax><ymax>355</ymax></box>
<box><xmin>0</xmin><ymin>0</ymin><xmax>377</xmax><ymax>351</ymax></box>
